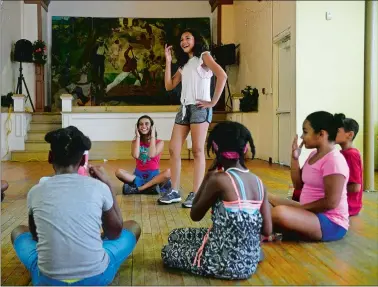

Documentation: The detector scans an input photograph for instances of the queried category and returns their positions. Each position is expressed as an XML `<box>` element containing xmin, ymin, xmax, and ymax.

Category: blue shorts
<box><xmin>13</xmin><ymin>229</ymin><xmax>136</xmax><ymax>286</ymax></box>
<box><xmin>316</xmin><ymin>213</ymin><xmax>347</xmax><ymax>242</ymax></box>
<box><xmin>133</xmin><ymin>169</ymin><xmax>159</xmax><ymax>187</ymax></box>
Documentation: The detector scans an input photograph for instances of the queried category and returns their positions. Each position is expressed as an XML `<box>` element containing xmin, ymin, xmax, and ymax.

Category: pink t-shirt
<box><xmin>300</xmin><ymin>149</ymin><xmax>349</xmax><ymax>230</ymax></box>
<box><xmin>135</xmin><ymin>140</ymin><xmax>161</xmax><ymax>171</ymax></box>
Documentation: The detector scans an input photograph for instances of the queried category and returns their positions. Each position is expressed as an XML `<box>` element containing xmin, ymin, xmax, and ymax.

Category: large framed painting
<box><xmin>51</xmin><ymin>17</ymin><xmax>211</xmax><ymax>110</ymax></box>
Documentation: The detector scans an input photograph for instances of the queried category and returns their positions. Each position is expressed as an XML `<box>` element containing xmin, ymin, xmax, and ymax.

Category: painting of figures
<box><xmin>50</xmin><ymin>16</ymin><xmax>211</xmax><ymax>110</ymax></box>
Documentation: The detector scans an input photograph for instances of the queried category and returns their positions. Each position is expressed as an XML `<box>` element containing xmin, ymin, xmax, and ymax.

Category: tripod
<box><xmin>15</xmin><ymin>62</ymin><xmax>35</xmax><ymax>112</ymax></box>
<box><xmin>222</xmin><ymin>65</ymin><xmax>233</xmax><ymax>111</ymax></box>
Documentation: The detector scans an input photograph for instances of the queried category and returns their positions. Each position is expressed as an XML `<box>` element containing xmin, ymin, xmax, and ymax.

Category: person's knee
<box><xmin>115</xmin><ymin>169</ymin><xmax>130</xmax><ymax>180</ymax></box>
<box><xmin>1</xmin><ymin>180</ymin><xmax>9</xmax><ymax>192</ymax></box>
<box><xmin>163</xmin><ymin>169</ymin><xmax>171</xmax><ymax>179</ymax></box>
<box><xmin>191</xmin><ymin>145</ymin><xmax>204</xmax><ymax>158</ymax></box>
<box><xmin>115</xmin><ymin>169</ymin><xmax>123</xmax><ymax>178</ymax></box>
<box><xmin>169</xmin><ymin>143</ymin><xmax>181</xmax><ymax>158</ymax></box>
<box><xmin>11</xmin><ymin>225</ymin><xmax>29</xmax><ymax>244</ymax></box>
<box><xmin>272</xmin><ymin>206</ymin><xmax>290</xmax><ymax>227</ymax></box>
<box><xmin>123</xmin><ymin>220</ymin><xmax>141</xmax><ymax>241</ymax></box>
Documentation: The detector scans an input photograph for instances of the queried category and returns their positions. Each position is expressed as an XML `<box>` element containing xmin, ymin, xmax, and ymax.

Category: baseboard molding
<box><xmin>72</xmin><ymin>105</ymin><xmax>180</xmax><ymax>113</ymax></box>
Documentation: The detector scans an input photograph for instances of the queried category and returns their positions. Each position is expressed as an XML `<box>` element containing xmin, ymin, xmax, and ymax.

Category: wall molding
<box><xmin>209</xmin><ymin>0</ymin><xmax>233</xmax><ymax>13</ymax></box>
<box><xmin>24</xmin><ymin>0</ymin><xmax>50</xmax><ymax>12</ymax></box>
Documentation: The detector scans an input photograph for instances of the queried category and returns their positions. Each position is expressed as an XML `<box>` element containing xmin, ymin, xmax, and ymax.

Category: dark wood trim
<box><xmin>24</xmin><ymin>0</ymin><xmax>50</xmax><ymax>12</ymax></box>
<box><xmin>35</xmin><ymin>64</ymin><xmax>45</xmax><ymax>112</ymax></box>
<box><xmin>209</xmin><ymin>0</ymin><xmax>233</xmax><ymax>12</ymax></box>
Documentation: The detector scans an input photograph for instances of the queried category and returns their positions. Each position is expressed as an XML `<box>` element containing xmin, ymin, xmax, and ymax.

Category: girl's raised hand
<box><xmin>164</xmin><ymin>44</ymin><xmax>172</xmax><ymax>62</ymax></box>
<box><xmin>292</xmin><ymin>135</ymin><xmax>304</xmax><ymax>160</ymax></box>
<box><xmin>135</xmin><ymin>125</ymin><xmax>140</xmax><ymax>138</ymax></box>
<box><xmin>89</xmin><ymin>165</ymin><xmax>111</xmax><ymax>186</ymax></box>
<box><xmin>150</xmin><ymin>125</ymin><xmax>156</xmax><ymax>138</ymax></box>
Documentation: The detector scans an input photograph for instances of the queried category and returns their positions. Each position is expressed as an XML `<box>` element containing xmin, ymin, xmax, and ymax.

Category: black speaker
<box><xmin>14</xmin><ymin>39</ymin><xmax>33</xmax><ymax>63</ymax></box>
<box><xmin>212</xmin><ymin>44</ymin><xmax>236</xmax><ymax>66</ymax></box>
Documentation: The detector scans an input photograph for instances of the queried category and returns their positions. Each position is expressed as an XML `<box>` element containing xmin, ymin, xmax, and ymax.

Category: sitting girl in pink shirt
<box><xmin>269</xmin><ymin>111</ymin><xmax>349</xmax><ymax>242</ymax></box>
<box><xmin>115</xmin><ymin>115</ymin><xmax>171</xmax><ymax>195</ymax></box>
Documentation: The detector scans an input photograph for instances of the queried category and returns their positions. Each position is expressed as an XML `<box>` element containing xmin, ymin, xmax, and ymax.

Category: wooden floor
<box><xmin>1</xmin><ymin>159</ymin><xmax>378</xmax><ymax>286</ymax></box>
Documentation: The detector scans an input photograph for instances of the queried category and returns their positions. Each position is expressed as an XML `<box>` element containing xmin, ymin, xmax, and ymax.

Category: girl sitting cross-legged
<box><xmin>161</xmin><ymin>121</ymin><xmax>272</xmax><ymax>280</ymax></box>
<box><xmin>115</xmin><ymin>115</ymin><xmax>171</xmax><ymax>195</ymax></box>
<box><xmin>269</xmin><ymin>111</ymin><xmax>349</xmax><ymax>242</ymax></box>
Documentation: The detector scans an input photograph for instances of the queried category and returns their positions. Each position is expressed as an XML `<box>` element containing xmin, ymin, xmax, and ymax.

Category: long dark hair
<box><xmin>207</xmin><ymin>121</ymin><xmax>256</xmax><ymax>168</ymax></box>
<box><xmin>136</xmin><ymin>115</ymin><xmax>157</xmax><ymax>141</ymax></box>
<box><xmin>176</xmin><ymin>28</ymin><xmax>208</xmax><ymax>69</ymax></box>
<box><xmin>305</xmin><ymin>111</ymin><xmax>345</xmax><ymax>141</ymax></box>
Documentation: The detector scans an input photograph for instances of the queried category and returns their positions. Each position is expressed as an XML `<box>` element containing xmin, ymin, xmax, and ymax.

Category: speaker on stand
<box><xmin>13</xmin><ymin>39</ymin><xmax>35</xmax><ymax>112</ymax></box>
<box><xmin>212</xmin><ymin>43</ymin><xmax>237</xmax><ymax>111</ymax></box>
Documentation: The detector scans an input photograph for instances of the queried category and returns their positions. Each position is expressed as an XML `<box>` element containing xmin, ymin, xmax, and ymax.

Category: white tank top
<box><xmin>179</xmin><ymin>51</ymin><xmax>213</xmax><ymax>106</ymax></box>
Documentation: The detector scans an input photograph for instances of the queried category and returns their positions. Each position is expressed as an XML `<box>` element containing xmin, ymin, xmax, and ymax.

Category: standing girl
<box><xmin>115</xmin><ymin>115</ymin><xmax>171</xmax><ymax>194</ymax></box>
<box><xmin>158</xmin><ymin>29</ymin><xmax>227</xmax><ymax>207</ymax></box>
<box><xmin>161</xmin><ymin>121</ymin><xmax>272</xmax><ymax>279</ymax></box>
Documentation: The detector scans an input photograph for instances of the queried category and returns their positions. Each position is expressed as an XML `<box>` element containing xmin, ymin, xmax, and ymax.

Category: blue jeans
<box><xmin>13</xmin><ymin>229</ymin><xmax>136</xmax><ymax>286</ymax></box>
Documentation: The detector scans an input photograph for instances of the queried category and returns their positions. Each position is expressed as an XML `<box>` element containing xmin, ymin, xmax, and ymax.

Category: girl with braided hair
<box><xmin>11</xmin><ymin>126</ymin><xmax>140</xmax><ymax>285</ymax></box>
<box><xmin>161</xmin><ymin>121</ymin><xmax>272</xmax><ymax>280</ymax></box>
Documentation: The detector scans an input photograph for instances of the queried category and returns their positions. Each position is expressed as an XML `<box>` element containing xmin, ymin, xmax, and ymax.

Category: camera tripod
<box><xmin>15</xmin><ymin>62</ymin><xmax>35</xmax><ymax>112</ymax></box>
<box><xmin>222</xmin><ymin>65</ymin><xmax>233</xmax><ymax>111</ymax></box>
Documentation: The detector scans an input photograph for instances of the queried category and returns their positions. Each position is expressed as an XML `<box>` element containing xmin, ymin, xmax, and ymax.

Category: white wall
<box><xmin>211</xmin><ymin>7</ymin><xmax>218</xmax><ymax>45</ymax></box>
<box><xmin>1</xmin><ymin>112</ymin><xmax>32</xmax><ymax>160</ymax></box>
<box><xmin>1</xmin><ymin>1</ymin><xmax>23</xmax><ymax>163</ymax></box>
<box><xmin>296</xmin><ymin>1</ymin><xmax>365</xmax><ymax>166</ymax></box>
<box><xmin>21</xmin><ymin>3</ymin><xmax>38</xmax><ymax>110</ymax></box>
<box><xmin>221</xmin><ymin>5</ymin><xmax>235</xmax><ymax>44</ymax></box>
<box><xmin>232</xmin><ymin>1</ymin><xmax>295</xmax><ymax>160</ymax></box>
<box><xmin>62</xmin><ymin>112</ymin><xmax>178</xmax><ymax>142</ymax></box>
<box><xmin>0</xmin><ymin>0</ymin><xmax>22</xmax><ymax>96</ymax></box>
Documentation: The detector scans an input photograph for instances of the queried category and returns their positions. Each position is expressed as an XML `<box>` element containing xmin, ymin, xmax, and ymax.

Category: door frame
<box><xmin>272</xmin><ymin>27</ymin><xmax>296</xmax><ymax>164</ymax></box>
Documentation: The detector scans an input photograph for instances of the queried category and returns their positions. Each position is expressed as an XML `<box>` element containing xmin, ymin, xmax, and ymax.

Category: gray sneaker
<box><xmin>157</xmin><ymin>190</ymin><xmax>182</xmax><ymax>204</ymax></box>
<box><xmin>182</xmin><ymin>192</ymin><xmax>195</xmax><ymax>208</ymax></box>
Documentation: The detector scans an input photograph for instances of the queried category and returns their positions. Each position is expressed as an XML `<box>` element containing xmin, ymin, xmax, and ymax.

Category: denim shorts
<box><xmin>13</xmin><ymin>229</ymin><xmax>136</xmax><ymax>286</ymax></box>
<box><xmin>133</xmin><ymin>169</ymin><xmax>160</xmax><ymax>187</ymax></box>
<box><xmin>316</xmin><ymin>213</ymin><xmax>347</xmax><ymax>242</ymax></box>
<box><xmin>175</xmin><ymin>104</ymin><xmax>212</xmax><ymax>125</ymax></box>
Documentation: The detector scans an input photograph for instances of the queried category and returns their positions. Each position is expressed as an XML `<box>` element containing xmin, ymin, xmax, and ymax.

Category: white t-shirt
<box><xmin>179</xmin><ymin>51</ymin><xmax>213</xmax><ymax>106</ymax></box>
<box><xmin>27</xmin><ymin>174</ymin><xmax>113</xmax><ymax>280</ymax></box>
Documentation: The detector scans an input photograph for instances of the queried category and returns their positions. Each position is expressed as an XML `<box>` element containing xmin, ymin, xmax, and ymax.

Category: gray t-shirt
<box><xmin>27</xmin><ymin>173</ymin><xmax>113</xmax><ymax>280</ymax></box>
